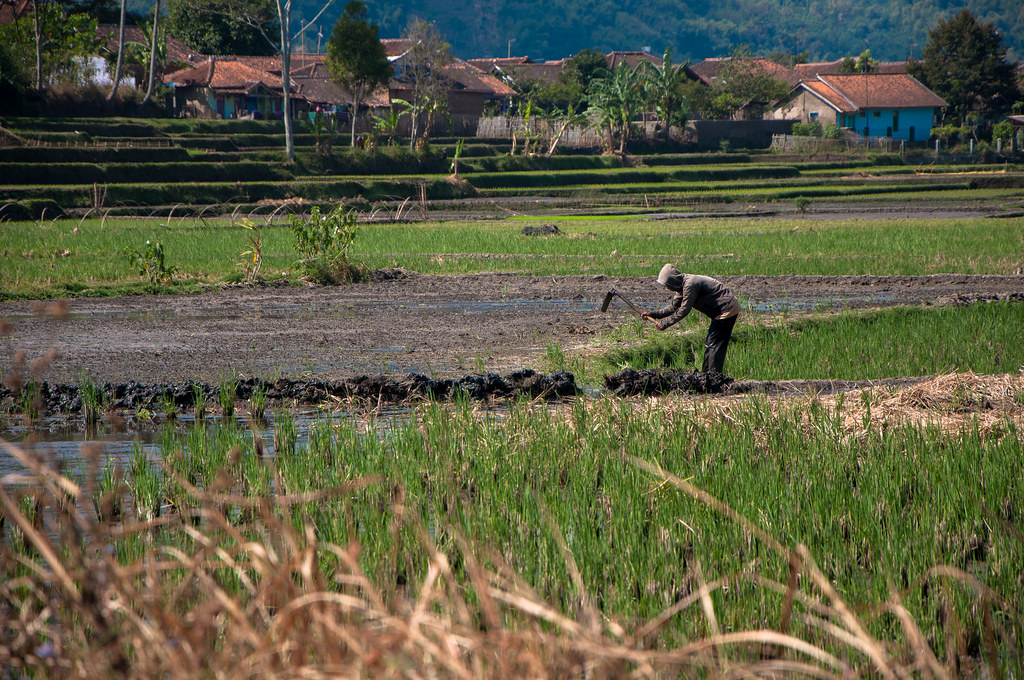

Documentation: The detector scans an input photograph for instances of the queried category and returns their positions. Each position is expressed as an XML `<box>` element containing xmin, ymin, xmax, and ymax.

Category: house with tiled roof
<box><xmin>382</xmin><ymin>39</ymin><xmax>516</xmax><ymax>130</ymax></box>
<box><xmin>466</xmin><ymin>56</ymin><xmax>565</xmax><ymax>89</ymax></box>
<box><xmin>792</xmin><ymin>59</ymin><xmax>907</xmax><ymax>79</ymax></box>
<box><xmin>163</xmin><ymin>56</ymin><xmax>294</xmax><ymax>119</ymax></box>
<box><xmin>689</xmin><ymin>57</ymin><xmax>800</xmax><ymax>88</ymax></box>
<box><xmin>96</xmin><ymin>24</ymin><xmax>200</xmax><ymax>87</ymax></box>
<box><xmin>770</xmin><ymin>73</ymin><xmax>946</xmax><ymax>141</ymax></box>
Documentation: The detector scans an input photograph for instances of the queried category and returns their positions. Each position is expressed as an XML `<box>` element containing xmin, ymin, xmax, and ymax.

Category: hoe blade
<box><xmin>600</xmin><ymin>290</ymin><xmax>616</xmax><ymax>312</ymax></box>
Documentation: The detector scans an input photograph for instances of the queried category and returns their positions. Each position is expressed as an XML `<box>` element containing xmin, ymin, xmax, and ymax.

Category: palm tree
<box><xmin>639</xmin><ymin>48</ymin><xmax>690</xmax><ymax>144</ymax></box>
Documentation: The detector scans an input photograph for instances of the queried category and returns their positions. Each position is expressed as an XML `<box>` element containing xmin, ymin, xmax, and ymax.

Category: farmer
<box><xmin>641</xmin><ymin>264</ymin><xmax>741</xmax><ymax>374</ymax></box>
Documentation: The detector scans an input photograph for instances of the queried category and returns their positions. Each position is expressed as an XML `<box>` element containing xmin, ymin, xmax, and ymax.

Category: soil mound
<box><xmin>604</xmin><ymin>368</ymin><xmax>734</xmax><ymax>396</ymax></box>
<box><xmin>1</xmin><ymin>370</ymin><xmax>581</xmax><ymax>416</ymax></box>
<box><xmin>520</xmin><ymin>224</ymin><xmax>562</xmax><ymax>236</ymax></box>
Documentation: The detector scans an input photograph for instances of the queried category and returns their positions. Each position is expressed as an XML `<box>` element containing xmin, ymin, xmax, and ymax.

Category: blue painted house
<box><xmin>771</xmin><ymin>73</ymin><xmax>947</xmax><ymax>142</ymax></box>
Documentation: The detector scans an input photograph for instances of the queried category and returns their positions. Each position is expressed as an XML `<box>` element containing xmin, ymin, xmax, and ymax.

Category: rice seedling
<box><xmin>159</xmin><ymin>392</ymin><xmax>177</xmax><ymax>421</ymax></box>
<box><xmin>602</xmin><ymin>301</ymin><xmax>1024</xmax><ymax>381</ymax></box>
<box><xmin>218</xmin><ymin>373</ymin><xmax>236</xmax><ymax>419</ymax></box>
<box><xmin>79</xmin><ymin>369</ymin><xmax>103</xmax><ymax>427</ymax></box>
<box><xmin>0</xmin><ymin>380</ymin><xmax>1019</xmax><ymax>677</ymax></box>
<box><xmin>192</xmin><ymin>382</ymin><xmax>207</xmax><ymax>422</ymax></box>
<box><xmin>248</xmin><ymin>381</ymin><xmax>267</xmax><ymax>420</ymax></box>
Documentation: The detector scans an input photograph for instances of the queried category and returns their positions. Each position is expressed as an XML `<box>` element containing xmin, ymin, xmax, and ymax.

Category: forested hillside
<box><xmin>305</xmin><ymin>0</ymin><xmax>1021</xmax><ymax>63</ymax></box>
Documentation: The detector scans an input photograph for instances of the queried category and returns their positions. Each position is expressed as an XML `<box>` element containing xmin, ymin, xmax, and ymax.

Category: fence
<box><xmin>771</xmin><ymin>134</ymin><xmax>902</xmax><ymax>154</ymax></box>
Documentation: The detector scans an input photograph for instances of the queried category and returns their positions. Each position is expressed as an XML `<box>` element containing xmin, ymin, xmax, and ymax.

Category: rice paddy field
<box><xmin>1</xmin><ymin>117</ymin><xmax>1023</xmax><ymax>678</ymax></box>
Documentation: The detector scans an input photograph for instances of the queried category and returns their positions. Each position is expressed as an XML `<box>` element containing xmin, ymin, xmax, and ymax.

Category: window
<box><xmin>892</xmin><ymin>110</ymin><xmax>899</xmax><ymax>132</ymax></box>
<box><xmin>809</xmin><ymin>111</ymin><xmax>819</xmax><ymax>120</ymax></box>
<box><xmin>873</xmin><ymin>110</ymin><xmax>881</xmax><ymax>117</ymax></box>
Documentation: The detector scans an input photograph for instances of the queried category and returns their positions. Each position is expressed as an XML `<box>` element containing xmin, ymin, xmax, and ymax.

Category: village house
<box><xmin>163</xmin><ymin>56</ymin><xmax>293</xmax><ymax>119</ymax></box>
<box><xmin>769</xmin><ymin>72</ymin><xmax>947</xmax><ymax>141</ymax></box>
<box><xmin>161</xmin><ymin>42</ymin><xmax>514</xmax><ymax>134</ymax></box>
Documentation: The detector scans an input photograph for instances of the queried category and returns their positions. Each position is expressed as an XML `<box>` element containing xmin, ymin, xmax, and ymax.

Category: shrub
<box><xmin>289</xmin><ymin>204</ymin><xmax>368</xmax><ymax>284</ymax></box>
<box><xmin>822</xmin><ymin>123</ymin><xmax>843</xmax><ymax>139</ymax></box>
<box><xmin>792</xmin><ymin>121</ymin><xmax>823</xmax><ymax>137</ymax></box>
<box><xmin>992</xmin><ymin>120</ymin><xmax>1013</xmax><ymax>142</ymax></box>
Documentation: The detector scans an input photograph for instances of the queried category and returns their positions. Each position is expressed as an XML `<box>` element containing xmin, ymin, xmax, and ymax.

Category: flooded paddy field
<box><xmin>2</xmin><ymin>272</ymin><xmax>1022</xmax><ymax>386</ymax></box>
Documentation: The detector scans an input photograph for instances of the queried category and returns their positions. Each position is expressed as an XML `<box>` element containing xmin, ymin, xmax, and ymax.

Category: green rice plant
<box><xmin>128</xmin><ymin>443</ymin><xmax>162</xmax><ymax>520</ymax></box>
<box><xmin>602</xmin><ymin>301</ymin><xmax>1024</xmax><ymax>380</ymax></box>
<box><xmin>272</xmin><ymin>408</ymin><xmax>297</xmax><ymax>458</ymax></box>
<box><xmin>160</xmin><ymin>392</ymin><xmax>177</xmax><ymax>421</ymax></box>
<box><xmin>79</xmin><ymin>369</ymin><xmax>103</xmax><ymax>427</ymax></box>
<box><xmin>192</xmin><ymin>383</ymin><xmax>207</xmax><ymax>423</ymax></box>
<box><xmin>218</xmin><ymin>374</ymin><xmax>236</xmax><ymax>419</ymax></box>
<box><xmin>248</xmin><ymin>381</ymin><xmax>267</xmax><ymax>420</ymax></box>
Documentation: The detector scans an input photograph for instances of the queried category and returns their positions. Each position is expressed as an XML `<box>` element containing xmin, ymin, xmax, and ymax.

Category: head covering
<box><xmin>657</xmin><ymin>263</ymin><xmax>684</xmax><ymax>290</ymax></box>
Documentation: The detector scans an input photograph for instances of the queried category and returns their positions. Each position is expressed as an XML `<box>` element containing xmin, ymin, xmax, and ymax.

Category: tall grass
<box><xmin>601</xmin><ymin>301</ymin><xmax>1024</xmax><ymax>380</ymax></box>
<box><xmin>1</xmin><ymin>383</ymin><xmax>1020</xmax><ymax>675</ymax></box>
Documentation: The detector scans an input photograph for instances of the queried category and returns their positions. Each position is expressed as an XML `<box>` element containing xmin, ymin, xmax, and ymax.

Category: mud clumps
<box><xmin>0</xmin><ymin>370</ymin><xmax>581</xmax><ymax>417</ymax></box>
<box><xmin>603</xmin><ymin>367</ymin><xmax>734</xmax><ymax>396</ymax></box>
<box><xmin>520</xmin><ymin>224</ymin><xmax>562</xmax><ymax>236</ymax></box>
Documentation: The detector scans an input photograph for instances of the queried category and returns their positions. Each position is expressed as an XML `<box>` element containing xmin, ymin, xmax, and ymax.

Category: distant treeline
<box><xmin>269</xmin><ymin>0</ymin><xmax>1024</xmax><ymax>63</ymax></box>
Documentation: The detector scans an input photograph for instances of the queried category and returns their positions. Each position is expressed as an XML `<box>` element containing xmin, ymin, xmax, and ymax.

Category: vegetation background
<box><xmin>147</xmin><ymin>0</ymin><xmax>1024</xmax><ymax>63</ymax></box>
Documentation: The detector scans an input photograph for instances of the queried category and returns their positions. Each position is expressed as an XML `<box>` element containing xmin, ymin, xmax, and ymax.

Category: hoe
<box><xmin>600</xmin><ymin>288</ymin><xmax>656</xmax><ymax>324</ymax></box>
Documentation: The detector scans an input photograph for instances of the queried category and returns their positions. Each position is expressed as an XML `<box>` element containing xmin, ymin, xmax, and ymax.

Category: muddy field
<box><xmin>2</xmin><ymin>272</ymin><xmax>1022</xmax><ymax>389</ymax></box>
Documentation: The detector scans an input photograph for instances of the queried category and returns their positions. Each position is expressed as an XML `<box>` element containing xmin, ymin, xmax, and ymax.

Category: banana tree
<box><xmin>587</xmin><ymin>62</ymin><xmax>644</xmax><ymax>153</ymax></box>
<box><xmin>539</xmin><ymin>103</ymin><xmax>588</xmax><ymax>157</ymax></box>
<box><xmin>639</xmin><ymin>47</ymin><xmax>690</xmax><ymax>144</ymax></box>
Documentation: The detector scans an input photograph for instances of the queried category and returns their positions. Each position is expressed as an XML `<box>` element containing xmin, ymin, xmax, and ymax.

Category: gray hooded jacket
<box><xmin>649</xmin><ymin>265</ymin><xmax>739</xmax><ymax>329</ymax></box>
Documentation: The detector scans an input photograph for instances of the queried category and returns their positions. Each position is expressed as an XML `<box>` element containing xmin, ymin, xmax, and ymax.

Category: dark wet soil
<box><xmin>0</xmin><ymin>369</ymin><xmax>581</xmax><ymax>416</ymax></box>
<box><xmin>1</xmin><ymin>272</ymin><xmax>1022</xmax><ymax>389</ymax></box>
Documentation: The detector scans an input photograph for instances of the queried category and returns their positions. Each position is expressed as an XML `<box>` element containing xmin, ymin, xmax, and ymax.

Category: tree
<box><xmin>325</xmin><ymin>1</ymin><xmax>390</xmax><ymax>147</ymax></box>
<box><xmin>706</xmin><ymin>46</ymin><xmax>790</xmax><ymax>119</ymax></box>
<box><xmin>165</xmin><ymin>0</ymin><xmax>277</xmax><ymax>56</ymax></box>
<box><xmin>639</xmin><ymin>47</ymin><xmax>690</xmax><ymax>143</ymax></box>
<box><xmin>908</xmin><ymin>9</ymin><xmax>1017</xmax><ymax>122</ymax></box>
<box><xmin>141</xmin><ymin>0</ymin><xmax>162</xmax><ymax>105</ymax></box>
<box><xmin>105</xmin><ymin>0</ymin><xmax>126</xmax><ymax>100</ymax></box>
<box><xmin>587</xmin><ymin>61</ymin><xmax>645</xmax><ymax>153</ymax></box>
<box><xmin>398</xmin><ymin>19</ymin><xmax>451</xmax><ymax>147</ymax></box>
<box><xmin>840</xmin><ymin>49</ymin><xmax>877</xmax><ymax>74</ymax></box>
<box><xmin>3</xmin><ymin>1</ymin><xmax>100</xmax><ymax>89</ymax></box>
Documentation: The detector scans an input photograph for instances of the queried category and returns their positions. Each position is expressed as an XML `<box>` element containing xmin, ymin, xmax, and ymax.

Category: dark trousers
<box><xmin>703</xmin><ymin>314</ymin><xmax>738</xmax><ymax>374</ymax></box>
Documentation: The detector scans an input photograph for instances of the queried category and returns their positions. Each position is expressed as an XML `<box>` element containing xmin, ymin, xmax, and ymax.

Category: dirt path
<box><xmin>2</xmin><ymin>273</ymin><xmax>1022</xmax><ymax>385</ymax></box>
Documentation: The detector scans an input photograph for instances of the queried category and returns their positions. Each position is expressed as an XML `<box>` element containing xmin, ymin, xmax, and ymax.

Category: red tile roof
<box><xmin>163</xmin><ymin>57</ymin><xmax>288</xmax><ymax>94</ymax></box>
<box><xmin>690</xmin><ymin>57</ymin><xmax>799</xmax><ymax>86</ymax></box>
<box><xmin>794</xmin><ymin>59</ymin><xmax>908</xmax><ymax>78</ymax></box>
<box><xmin>795</xmin><ymin>73</ymin><xmax>946</xmax><ymax>111</ymax></box>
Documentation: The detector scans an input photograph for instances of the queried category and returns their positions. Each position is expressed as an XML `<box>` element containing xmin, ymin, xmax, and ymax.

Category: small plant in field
<box><xmin>474</xmin><ymin>355</ymin><xmax>486</xmax><ymax>374</ymax></box>
<box><xmin>794</xmin><ymin>196</ymin><xmax>811</xmax><ymax>213</ymax></box>
<box><xmin>544</xmin><ymin>343</ymin><xmax>566</xmax><ymax>371</ymax></box>
<box><xmin>249</xmin><ymin>382</ymin><xmax>267</xmax><ymax>420</ymax></box>
<box><xmin>160</xmin><ymin>392</ymin><xmax>177</xmax><ymax>421</ymax></box>
<box><xmin>449</xmin><ymin>138</ymin><xmax>464</xmax><ymax>177</ymax></box>
<box><xmin>237</xmin><ymin>219</ymin><xmax>264</xmax><ymax>284</ymax></box>
<box><xmin>124</xmin><ymin>240</ymin><xmax>177</xmax><ymax>285</ymax></box>
<box><xmin>192</xmin><ymin>383</ymin><xmax>207</xmax><ymax>423</ymax></box>
<box><xmin>219</xmin><ymin>374</ymin><xmax>236</xmax><ymax>419</ymax></box>
<box><xmin>289</xmin><ymin>205</ymin><xmax>368</xmax><ymax>284</ymax></box>
<box><xmin>80</xmin><ymin>370</ymin><xmax>103</xmax><ymax>427</ymax></box>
